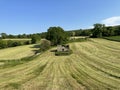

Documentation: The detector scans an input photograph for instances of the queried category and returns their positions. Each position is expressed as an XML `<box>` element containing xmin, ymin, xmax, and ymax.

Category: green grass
<box><xmin>0</xmin><ymin>38</ymin><xmax>120</xmax><ymax>90</ymax></box>
<box><xmin>103</xmin><ymin>36</ymin><xmax>120</xmax><ymax>42</ymax></box>
<box><xmin>55</xmin><ymin>50</ymin><xmax>73</xmax><ymax>56</ymax></box>
<box><xmin>0</xmin><ymin>55</ymin><xmax>39</xmax><ymax>68</ymax></box>
<box><xmin>6</xmin><ymin>83</ymin><xmax>21</xmax><ymax>89</ymax></box>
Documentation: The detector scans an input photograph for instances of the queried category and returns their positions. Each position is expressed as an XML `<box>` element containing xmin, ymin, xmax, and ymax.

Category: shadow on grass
<box><xmin>31</xmin><ymin>44</ymin><xmax>40</xmax><ymax>48</ymax></box>
<box><xmin>50</xmin><ymin>49</ymin><xmax>57</xmax><ymax>52</ymax></box>
<box><xmin>0</xmin><ymin>54</ymin><xmax>40</xmax><ymax>69</ymax></box>
<box><xmin>5</xmin><ymin>82</ymin><xmax>21</xmax><ymax>89</ymax></box>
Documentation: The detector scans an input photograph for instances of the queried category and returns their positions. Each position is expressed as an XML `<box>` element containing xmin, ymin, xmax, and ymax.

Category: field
<box><xmin>103</xmin><ymin>36</ymin><xmax>120</xmax><ymax>42</ymax></box>
<box><xmin>70</xmin><ymin>36</ymin><xmax>89</xmax><ymax>40</ymax></box>
<box><xmin>0</xmin><ymin>44</ymin><xmax>38</xmax><ymax>60</ymax></box>
<box><xmin>3</xmin><ymin>38</ymin><xmax>31</xmax><ymax>41</ymax></box>
<box><xmin>0</xmin><ymin>39</ymin><xmax>120</xmax><ymax>90</ymax></box>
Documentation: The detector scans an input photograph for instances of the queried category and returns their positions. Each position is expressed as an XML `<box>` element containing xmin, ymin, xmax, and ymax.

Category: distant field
<box><xmin>0</xmin><ymin>39</ymin><xmax>120</xmax><ymax>90</ymax></box>
<box><xmin>0</xmin><ymin>44</ymin><xmax>38</xmax><ymax>60</ymax></box>
<box><xmin>2</xmin><ymin>38</ymin><xmax>31</xmax><ymax>43</ymax></box>
<box><xmin>103</xmin><ymin>36</ymin><xmax>120</xmax><ymax>42</ymax></box>
<box><xmin>2</xmin><ymin>38</ymin><xmax>31</xmax><ymax>41</ymax></box>
<box><xmin>70</xmin><ymin>36</ymin><xmax>88</xmax><ymax>39</ymax></box>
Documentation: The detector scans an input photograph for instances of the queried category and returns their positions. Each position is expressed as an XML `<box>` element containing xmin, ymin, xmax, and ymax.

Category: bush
<box><xmin>24</xmin><ymin>40</ymin><xmax>31</xmax><ymax>45</ymax></box>
<box><xmin>40</xmin><ymin>39</ymin><xmax>51</xmax><ymax>52</ymax></box>
<box><xmin>0</xmin><ymin>40</ymin><xmax>7</xmax><ymax>48</ymax></box>
<box><xmin>55</xmin><ymin>50</ymin><xmax>73</xmax><ymax>56</ymax></box>
<box><xmin>7</xmin><ymin>40</ymin><xmax>14</xmax><ymax>47</ymax></box>
<box><xmin>31</xmin><ymin>34</ymin><xmax>41</xmax><ymax>44</ymax></box>
<box><xmin>0</xmin><ymin>39</ymin><xmax>32</xmax><ymax>49</ymax></box>
<box><xmin>12</xmin><ymin>41</ymin><xmax>22</xmax><ymax>47</ymax></box>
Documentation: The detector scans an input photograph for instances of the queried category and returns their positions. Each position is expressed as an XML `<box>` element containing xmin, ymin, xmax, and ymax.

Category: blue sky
<box><xmin>0</xmin><ymin>0</ymin><xmax>120</xmax><ymax>35</ymax></box>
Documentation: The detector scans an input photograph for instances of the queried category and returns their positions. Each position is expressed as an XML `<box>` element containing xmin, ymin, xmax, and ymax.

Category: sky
<box><xmin>0</xmin><ymin>0</ymin><xmax>120</xmax><ymax>35</ymax></box>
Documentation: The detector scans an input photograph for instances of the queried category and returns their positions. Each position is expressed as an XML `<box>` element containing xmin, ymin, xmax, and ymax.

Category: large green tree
<box><xmin>31</xmin><ymin>34</ymin><xmax>41</xmax><ymax>44</ymax></box>
<box><xmin>92</xmin><ymin>23</ymin><xmax>105</xmax><ymax>38</ymax></box>
<box><xmin>46</xmin><ymin>27</ymin><xmax>68</xmax><ymax>45</ymax></box>
<box><xmin>0</xmin><ymin>33</ymin><xmax>7</xmax><ymax>39</ymax></box>
<box><xmin>105</xmin><ymin>26</ymin><xmax>115</xmax><ymax>36</ymax></box>
<box><xmin>115</xmin><ymin>26</ymin><xmax>120</xmax><ymax>35</ymax></box>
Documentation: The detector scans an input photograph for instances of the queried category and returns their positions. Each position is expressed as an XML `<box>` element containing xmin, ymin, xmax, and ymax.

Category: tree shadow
<box><xmin>32</xmin><ymin>50</ymin><xmax>40</xmax><ymax>54</ymax></box>
<box><xmin>31</xmin><ymin>44</ymin><xmax>40</xmax><ymax>48</ymax></box>
<box><xmin>50</xmin><ymin>49</ymin><xmax>57</xmax><ymax>52</ymax></box>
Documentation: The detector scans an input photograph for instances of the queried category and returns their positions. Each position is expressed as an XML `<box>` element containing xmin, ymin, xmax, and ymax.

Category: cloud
<box><xmin>88</xmin><ymin>26</ymin><xmax>94</xmax><ymax>29</ymax></box>
<box><xmin>101</xmin><ymin>16</ymin><xmax>120</xmax><ymax>26</ymax></box>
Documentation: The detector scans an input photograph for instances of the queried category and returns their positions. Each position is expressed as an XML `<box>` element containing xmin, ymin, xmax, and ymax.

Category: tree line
<box><xmin>67</xmin><ymin>24</ymin><xmax>120</xmax><ymax>38</ymax></box>
<box><xmin>0</xmin><ymin>24</ymin><xmax>120</xmax><ymax>39</ymax></box>
<box><xmin>0</xmin><ymin>24</ymin><xmax>120</xmax><ymax>49</ymax></box>
<box><xmin>0</xmin><ymin>40</ymin><xmax>31</xmax><ymax>49</ymax></box>
<box><xmin>91</xmin><ymin>24</ymin><xmax>120</xmax><ymax>38</ymax></box>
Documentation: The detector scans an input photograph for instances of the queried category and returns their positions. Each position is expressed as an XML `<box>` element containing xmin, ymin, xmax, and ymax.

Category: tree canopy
<box><xmin>92</xmin><ymin>23</ymin><xmax>105</xmax><ymax>38</ymax></box>
<box><xmin>0</xmin><ymin>33</ymin><xmax>7</xmax><ymax>39</ymax></box>
<box><xmin>31</xmin><ymin>34</ymin><xmax>41</xmax><ymax>44</ymax></box>
<box><xmin>46</xmin><ymin>27</ymin><xmax>68</xmax><ymax>45</ymax></box>
<box><xmin>40</xmin><ymin>39</ymin><xmax>51</xmax><ymax>51</ymax></box>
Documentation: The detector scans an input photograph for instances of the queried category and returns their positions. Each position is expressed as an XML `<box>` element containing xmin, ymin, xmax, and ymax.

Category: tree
<box><xmin>114</xmin><ymin>26</ymin><xmax>120</xmax><ymax>35</ymax></box>
<box><xmin>40</xmin><ymin>39</ymin><xmax>51</xmax><ymax>51</ymax></box>
<box><xmin>12</xmin><ymin>41</ymin><xmax>22</xmax><ymax>47</ymax></box>
<box><xmin>92</xmin><ymin>23</ymin><xmax>105</xmax><ymax>38</ymax></box>
<box><xmin>0</xmin><ymin>33</ymin><xmax>7</xmax><ymax>39</ymax></box>
<box><xmin>0</xmin><ymin>40</ymin><xmax>7</xmax><ymax>48</ymax></box>
<box><xmin>31</xmin><ymin>34</ymin><xmax>41</xmax><ymax>44</ymax></box>
<box><xmin>7</xmin><ymin>40</ymin><xmax>14</xmax><ymax>47</ymax></box>
<box><xmin>72</xmin><ymin>32</ymin><xmax>75</xmax><ymax>37</ymax></box>
<box><xmin>46</xmin><ymin>27</ymin><xmax>68</xmax><ymax>45</ymax></box>
<box><xmin>7</xmin><ymin>34</ymin><xmax>15</xmax><ymax>38</ymax></box>
<box><xmin>105</xmin><ymin>26</ymin><xmax>115</xmax><ymax>36</ymax></box>
<box><xmin>40</xmin><ymin>32</ymin><xmax>47</xmax><ymax>39</ymax></box>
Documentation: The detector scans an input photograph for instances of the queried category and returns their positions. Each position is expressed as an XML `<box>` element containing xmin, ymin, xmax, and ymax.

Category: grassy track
<box><xmin>0</xmin><ymin>39</ymin><xmax>120</xmax><ymax>90</ymax></box>
<box><xmin>0</xmin><ymin>44</ymin><xmax>38</xmax><ymax>60</ymax></box>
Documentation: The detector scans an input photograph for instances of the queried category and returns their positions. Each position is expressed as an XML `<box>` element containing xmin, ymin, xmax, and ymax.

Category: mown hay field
<box><xmin>3</xmin><ymin>39</ymin><xmax>31</xmax><ymax>41</ymax></box>
<box><xmin>70</xmin><ymin>36</ymin><xmax>88</xmax><ymax>39</ymax></box>
<box><xmin>0</xmin><ymin>39</ymin><xmax>120</xmax><ymax>90</ymax></box>
<box><xmin>0</xmin><ymin>44</ymin><xmax>38</xmax><ymax>60</ymax></box>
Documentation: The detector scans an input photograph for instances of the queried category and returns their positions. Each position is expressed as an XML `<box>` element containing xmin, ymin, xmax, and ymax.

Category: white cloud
<box><xmin>101</xmin><ymin>16</ymin><xmax>120</xmax><ymax>26</ymax></box>
<box><xmin>88</xmin><ymin>26</ymin><xmax>94</xmax><ymax>29</ymax></box>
